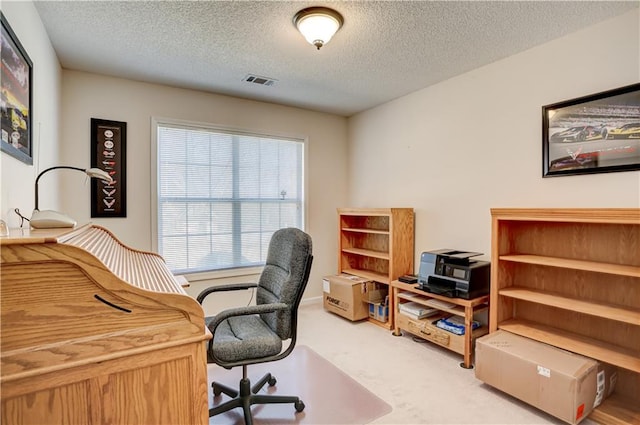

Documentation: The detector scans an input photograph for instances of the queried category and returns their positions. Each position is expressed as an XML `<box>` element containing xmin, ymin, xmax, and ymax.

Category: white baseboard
<box><xmin>301</xmin><ymin>296</ymin><xmax>322</xmax><ymax>305</ymax></box>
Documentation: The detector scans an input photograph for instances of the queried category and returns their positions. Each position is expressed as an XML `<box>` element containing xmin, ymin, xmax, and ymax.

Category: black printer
<box><xmin>417</xmin><ymin>249</ymin><xmax>490</xmax><ymax>299</ymax></box>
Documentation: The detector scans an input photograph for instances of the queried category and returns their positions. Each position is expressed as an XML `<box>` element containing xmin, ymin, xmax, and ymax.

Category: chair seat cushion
<box><xmin>207</xmin><ymin>315</ymin><xmax>283</xmax><ymax>363</ymax></box>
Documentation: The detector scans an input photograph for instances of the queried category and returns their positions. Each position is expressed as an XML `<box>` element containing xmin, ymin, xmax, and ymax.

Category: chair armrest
<box><xmin>207</xmin><ymin>302</ymin><xmax>288</xmax><ymax>334</ymax></box>
<box><xmin>196</xmin><ymin>282</ymin><xmax>258</xmax><ymax>304</ymax></box>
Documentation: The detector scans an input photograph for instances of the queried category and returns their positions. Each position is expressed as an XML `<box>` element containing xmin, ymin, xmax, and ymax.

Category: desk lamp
<box><xmin>30</xmin><ymin>166</ymin><xmax>114</xmax><ymax>229</ymax></box>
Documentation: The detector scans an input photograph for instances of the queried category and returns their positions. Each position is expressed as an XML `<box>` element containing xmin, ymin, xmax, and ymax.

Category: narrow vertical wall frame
<box><xmin>91</xmin><ymin>118</ymin><xmax>127</xmax><ymax>217</ymax></box>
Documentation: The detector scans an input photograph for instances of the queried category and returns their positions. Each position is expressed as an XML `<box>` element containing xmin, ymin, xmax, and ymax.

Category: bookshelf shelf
<box><xmin>341</xmin><ymin>247</ymin><xmax>389</xmax><ymax>260</ymax></box>
<box><xmin>499</xmin><ymin>254</ymin><xmax>640</xmax><ymax>277</ymax></box>
<box><xmin>499</xmin><ymin>319</ymin><xmax>640</xmax><ymax>373</ymax></box>
<box><xmin>341</xmin><ymin>267</ymin><xmax>389</xmax><ymax>284</ymax></box>
<box><xmin>499</xmin><ymin>287</ymin><xmax>640</xmax><ymax>325</ymax></box>
<box><xmin>341</xmin><ymin>227</ymin><xmax>390</xmax><ymax>235</ymax></box>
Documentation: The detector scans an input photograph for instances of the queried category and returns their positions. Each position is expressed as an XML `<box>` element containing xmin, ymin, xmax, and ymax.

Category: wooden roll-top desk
<box><xmin>0</xmin><ymin>224</ymin><xmax>210</xmax><ymax>424</ymax></box>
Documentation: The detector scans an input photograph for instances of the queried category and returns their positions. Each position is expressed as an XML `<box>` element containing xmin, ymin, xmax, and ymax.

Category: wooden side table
<box><xmin>391</xmin><ymin>280</ymin><xmax>489</xmax><ymax>368</ymax></box>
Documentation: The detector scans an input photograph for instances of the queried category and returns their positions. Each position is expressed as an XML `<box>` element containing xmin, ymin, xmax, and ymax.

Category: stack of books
<box><xmin>423</xmin><ymin>298</ymin><xmax>457</xmax><ymax>310</ymax></box>
<box><xmin>398</xmin><ymin>302</ymin><xmax>439</xmax><ymax>320</ymax></box>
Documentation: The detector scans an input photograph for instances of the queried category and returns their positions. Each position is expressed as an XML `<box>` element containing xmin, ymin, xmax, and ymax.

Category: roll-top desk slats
<box><xmin>1</xmin><ymin>224</ymin><xmax>210</xmax><ymax>425</ymax></box>
<box><xmin>62</xmin><ymin>225</ymin><xmax>181</xmax><ymax>294</ymax></box>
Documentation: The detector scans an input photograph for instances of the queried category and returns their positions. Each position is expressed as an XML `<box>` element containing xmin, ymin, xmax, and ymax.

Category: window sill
<box><xmin>179</xmin><ymin>266</ymin><xmax>264</xmax><ymax>283</ymax></box>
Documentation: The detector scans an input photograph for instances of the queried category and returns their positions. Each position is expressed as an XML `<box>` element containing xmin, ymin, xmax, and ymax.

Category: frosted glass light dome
<box><xmin>294</xmin><ymin>7</ymin><xmax>344</xmax><ymax>50</ymax></box>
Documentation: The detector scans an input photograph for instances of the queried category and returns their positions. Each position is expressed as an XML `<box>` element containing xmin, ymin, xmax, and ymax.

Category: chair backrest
<box><xmin>256</xmin><ymin>228</ymin><xmax>313</xmax><ymax>340</ymax></box>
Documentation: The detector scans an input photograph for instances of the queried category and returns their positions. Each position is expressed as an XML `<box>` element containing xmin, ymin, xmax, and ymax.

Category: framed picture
<box><xmin>542</xmin><ymin>83</ymin><xmax>640</xmax><ymax>177</ymax></box>
<box><xmin>91</xmin><ymin>118</ymin><xmax>127</xmax><ymax>217</ymax></box>
<box><xmin>1</xmin><ymin>12</ymin><xmax>33</xmax><ymax>165</ymax></box>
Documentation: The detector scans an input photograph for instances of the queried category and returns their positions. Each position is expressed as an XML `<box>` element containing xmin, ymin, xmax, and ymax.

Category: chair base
<box><xmin>209</xmin><ymin>371</ymin><xmax>305</xmax><ymax>425</ymax></box>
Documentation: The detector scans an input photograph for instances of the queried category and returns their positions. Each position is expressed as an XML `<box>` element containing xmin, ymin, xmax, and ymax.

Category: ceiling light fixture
<box><xmin>293</xmin><ymin>7</ymin><xmax>343</xmax><ymax>50</ymax></box>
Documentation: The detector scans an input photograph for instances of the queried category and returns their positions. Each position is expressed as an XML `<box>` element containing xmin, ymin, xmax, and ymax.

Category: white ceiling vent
<box><xmin>243</xmin><ymin>74</ymin><xmax>277</xmax><ymax>87</ymax></box>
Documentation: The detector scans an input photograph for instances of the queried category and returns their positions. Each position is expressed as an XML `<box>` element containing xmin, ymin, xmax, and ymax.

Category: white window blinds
<box><xmin>155</xmin><ymin>122</ymin><xmax>304</xmax><ymax>274</ymax></box>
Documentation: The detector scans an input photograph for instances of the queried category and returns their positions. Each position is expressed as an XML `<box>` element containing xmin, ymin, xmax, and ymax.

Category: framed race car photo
<box><xmin>542</xmin><ymin>83</ymin><xmax>640</xmax><ymax>177</ymax></box>
<box><xmin>1</xmin><ymin>12</ymin><xmax>33</xmax><ymax>165</ymax></box>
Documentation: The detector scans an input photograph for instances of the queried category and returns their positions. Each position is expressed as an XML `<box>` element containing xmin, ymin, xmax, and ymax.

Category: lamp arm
<box><xmin>34</xmin><ymin>166</ymin><xmax>86</xmax><ymax>211</ymax></box>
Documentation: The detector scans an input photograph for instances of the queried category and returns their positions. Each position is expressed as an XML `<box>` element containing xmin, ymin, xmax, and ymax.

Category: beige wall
<box><xmin>0</xmin><ymin>1</ymin><xmax>62</xmax><ymax>227</ymax></box>
<box><xmin>60</xmin><ymin>71</ymin><xmax>349</xmax><ymax>302</ymax></box>
<box><xmin>348</xmin><ymin>9</ymin><xmax>640</xmax><ymax>264</ymax></box>
<box><xmin>3</xmin><ymin>4</ymin><xmax>639</xmax><ymax>306</ymax></box>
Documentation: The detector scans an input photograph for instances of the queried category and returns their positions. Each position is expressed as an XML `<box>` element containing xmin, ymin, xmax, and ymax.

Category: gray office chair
<box><xmin>196</xmin><ymin>228</ymin><xmax>313</xmax><ymax>425</ymax></box>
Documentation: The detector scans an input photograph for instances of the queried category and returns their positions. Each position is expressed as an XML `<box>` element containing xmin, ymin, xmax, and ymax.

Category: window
<box><xmin>153</xmin><ymin>119</ymin><xmax>305</xmax><ymax>274</ymax></box>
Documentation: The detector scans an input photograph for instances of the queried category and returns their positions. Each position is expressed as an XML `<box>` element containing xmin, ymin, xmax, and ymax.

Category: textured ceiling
<box><xmin>34</xmin><ymin>1</ymin><xmax>638</xmax><ymax>117</ymax></box>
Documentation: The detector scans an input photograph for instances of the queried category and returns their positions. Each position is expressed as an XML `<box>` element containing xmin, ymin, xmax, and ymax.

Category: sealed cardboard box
<box><xmin>475</xmin><ymin>331</ymin><xmax>617</xmax><ymax>424</ymax></box>
<box><xmin>322</xmin><ymin>274</ymin><xmax>371</xmax><ymax>321</ymax></box>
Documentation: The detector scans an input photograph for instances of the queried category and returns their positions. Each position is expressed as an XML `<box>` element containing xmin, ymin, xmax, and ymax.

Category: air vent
<box><xmin>243</xmin><ymin>74</ymin><xmax>277</xmax><ymax>86</ymax></box>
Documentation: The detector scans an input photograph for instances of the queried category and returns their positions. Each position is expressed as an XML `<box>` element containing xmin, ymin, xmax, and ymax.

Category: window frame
<box><xmin>150</xmin><ymin>117</ymin><xmax>309</xmax><ymax>280</ymax></box>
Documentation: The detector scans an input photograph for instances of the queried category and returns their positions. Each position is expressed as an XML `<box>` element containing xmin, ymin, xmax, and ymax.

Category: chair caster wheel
<box><xmin>268</xmin><ymin>376</ymin><xmax>277</xmax><ymax>386</ymax></box>
<box><xmin>295</xmin><ymin>400</ymin><xmax>305</xmax><ymax>412</ymax></box>
<box><xmin>212</xmin><ymin>383</ymin><xmax>222</xmax><ymax>397</ymax></box>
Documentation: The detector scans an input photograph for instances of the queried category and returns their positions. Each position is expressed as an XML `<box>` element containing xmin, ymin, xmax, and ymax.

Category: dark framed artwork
<box><xmin>91</xmin><ymin>118</ymin><xmax>127</xmax><ymax>217</ymax></box>
<box><xmin>542</xmin><ymin>83</ymin><xmax>640</xmax><ymax>177</ymax></box>
<box><xmin>1</xmin><ymin>12</ymin><xmax>33</xmax><ymax>165</ymax></box>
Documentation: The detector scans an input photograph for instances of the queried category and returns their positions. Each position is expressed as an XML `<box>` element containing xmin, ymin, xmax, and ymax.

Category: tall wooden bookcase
<box><xmin>338</xmin><ymin>208</ymin><xmax>414</xmax><ymax>328</ymax></box>
<box><xmin>490</xmin><ymin>208</ymin><xmax>640</xmax><ymax>424</ymax></box>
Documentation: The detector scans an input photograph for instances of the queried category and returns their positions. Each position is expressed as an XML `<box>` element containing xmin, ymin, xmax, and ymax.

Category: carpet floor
<box><xmin>206</xmin><ymin>345</ymin><xmax>392</xmax><ymax>425</ymax></box>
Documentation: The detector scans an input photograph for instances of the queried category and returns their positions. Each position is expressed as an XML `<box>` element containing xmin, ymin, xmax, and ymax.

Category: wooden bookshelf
<box><xmin>338</xmin><ymin>208</ymin><xmax>414</xmax><ymax>328</ymax></box>
<box><xmin>490</xmin><ymin>208</ymin><xmax>640</xmax><ymax>424</ymax></box>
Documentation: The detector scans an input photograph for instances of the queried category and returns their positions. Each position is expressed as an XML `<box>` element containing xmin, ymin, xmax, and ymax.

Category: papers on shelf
<box><xmin>398</xmin><ymin>291</ymin><xmax>421</xmax><ymax>299</ymax></box>
<box><xmin>398</xmin><ymin>301</ymin><xmax>439</xmax><ymax>319</ymax></box>
<box><xmin>423</xmin><ymin>298</ymin><xmax>457</xmax><ymax>310</ymax></box>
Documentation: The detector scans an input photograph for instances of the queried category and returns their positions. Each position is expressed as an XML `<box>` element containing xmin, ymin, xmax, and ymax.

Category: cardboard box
<box><xmin>475</xmin><ymin>331</ymin><xmax>617</xmax><ymax>424</ymax></box>
<box><xmin>362</xmin><ymin>281</ymin><xmax>388</xmax><ymax>304</ymax></box>
<box><xmin>322</xmin><ymin>274</ymin><xmax>372</xmax><ymax>321</ymax></box>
